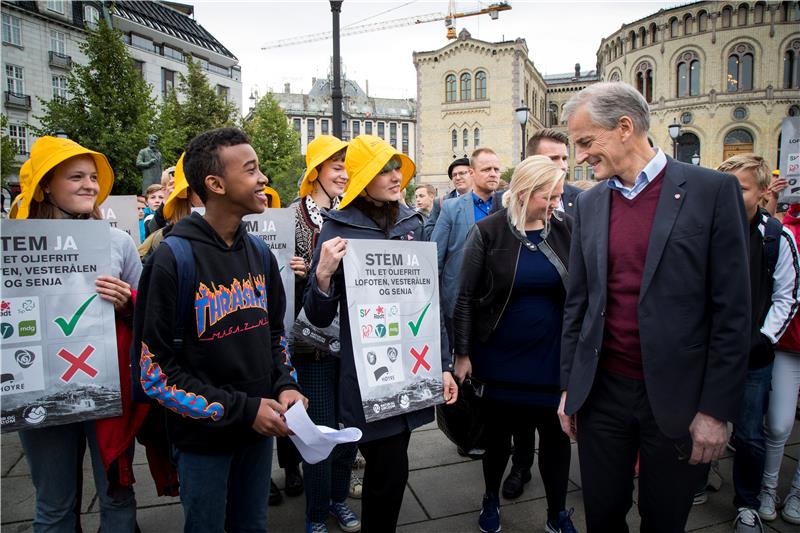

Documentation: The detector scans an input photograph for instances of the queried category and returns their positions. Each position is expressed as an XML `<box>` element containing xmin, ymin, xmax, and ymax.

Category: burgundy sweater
<box><xmin>600</xmin><ymin>171</ymin><xmax>665</xmax><ymax>380</ymax></box>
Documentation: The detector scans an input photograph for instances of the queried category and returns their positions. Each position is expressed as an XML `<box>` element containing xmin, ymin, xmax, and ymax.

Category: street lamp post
<box><xmin>515</xmin><ymin>104</ymin><xmax>530</xmax><ymax>161</ymax></box>
<box><xmin>668</xmin><ymin>119</ymin><xmax>681</xmax><ymax>159</ymax></box>
<box><xmin>330</xmin><ymin>1</ymin><xmax>343</xmax><ymax>138</ymax></box>
<box><xmin>691</xmin><ymin>152</ymin><xmax>700</xmax><ymax>166</ymax></box>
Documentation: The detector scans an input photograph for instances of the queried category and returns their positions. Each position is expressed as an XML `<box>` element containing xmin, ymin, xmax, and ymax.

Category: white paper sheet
<box><xmin>284</xmin><ymin>402</ymin><xmax>362</xmax><ymax>464</ymax></box>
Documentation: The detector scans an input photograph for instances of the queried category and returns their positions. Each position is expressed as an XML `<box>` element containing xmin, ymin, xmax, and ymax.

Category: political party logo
<box><xmin>0</xmin><ymin>301</ymin><xmax>10</xmax><ymax>317</ymax></box>
<box><xmin>19</xmin><ymin>300</ymin><xmax>36</xmax><ymax>314</ymax></box>
<box><xmin>22</xmin><ymin>404</ymin><xmax>47</xmax><ymax>425</ymax></box>
<box><xmin>375</xmin><ymin>324</ymin><xmax>387</xmax><ymax>338</ymax></box>
<box><xmin>0</xmin><ymin>323</ymin><xmax>13</xmax><ymax>339</ymax></box>
<box><xmin>398</xmin><ymin>393</ymin><xmax>410</xmax><ymax>409</ymax></box>
<box><xmin>388</xmin><ymin>323</ymin><xmax>400</xmax><ymax>336</ymax></box>
<box><xmin>359</xmin><ymin>308</ymin><xmax>371</xmax><ymax>318</ymax></box>
<box><xmin>18</xmin><ymin>320</ymin><xmax>36</xmax><ymax>337</ymax></box>
<box><xmin>14</xmin><ymin>349</ymin><xmax>35</xmax><ymax>369</ymax></box>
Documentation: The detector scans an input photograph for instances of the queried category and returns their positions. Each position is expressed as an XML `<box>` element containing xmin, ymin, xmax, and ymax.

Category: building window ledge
<box><xmin>5</xmin><ymin>91</ymin><xmax>31</xmax><ymax>110</ymax></box>
<box><xmin>2</xmin><ymin>42</ymin><xmax>24</xmax><ymax>51</ymax></box>
<box><xmin>48</xmin><ymin>51</ymin><xmax>72</xmax><ymax>69</ymax></box>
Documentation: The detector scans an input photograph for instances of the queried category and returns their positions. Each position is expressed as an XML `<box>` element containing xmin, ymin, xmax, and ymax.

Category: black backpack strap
<box><xmin>247</xmin><ymin>233</ymin><xmax>272</xmax><ymax>276</ymax></box>
<box><xmin>761</xmin><ymin>209</ymin><xmax>783</xmax><ymax>276</ymax></box>
<box><xmin>162</xmin><ymin>236</ymin><xmax>195</xmax><ymax>349</ymax></box>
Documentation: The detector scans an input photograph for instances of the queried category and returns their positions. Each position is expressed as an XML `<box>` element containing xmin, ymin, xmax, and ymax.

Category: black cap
<box><xmin>447</xmin><ymin>157</ymin><xmax>470</xmax><ymax>179</ymax></box>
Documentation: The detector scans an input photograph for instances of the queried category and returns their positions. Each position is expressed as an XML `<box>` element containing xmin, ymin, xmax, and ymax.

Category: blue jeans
<box><xmin>19</xmin><ymin>421</ymin><xmax>137</xmax><ymax>533</ymax></box>
<box><xmin>732</xmin><ymin>362</ymin><xmax>773</xmax><ymax>509</ymax></box>
<box><xmin>175</xmin><ymin>436</ymin><xmax>273</xmax><ymax>533</ymax></box>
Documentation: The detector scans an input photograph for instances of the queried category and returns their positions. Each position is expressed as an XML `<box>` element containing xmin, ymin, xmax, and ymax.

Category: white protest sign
<box><xmin>342</xmin><ymin>240</ymin><xmax>443</xmax><ymax>422</ymax></box>
<box><xmin>0</xmin><ymin>220</ymin><xmax>121</xmax><ymax>432</ymax></box>
<box><xmin>100</xmin><ymin>195</ymin><xmax>140</xmax><ymax>243</ymax></box>
<box><xmin>778</xmin><ymin>117</ymin><xmax>800</xmax><ymax>204</ymax></box>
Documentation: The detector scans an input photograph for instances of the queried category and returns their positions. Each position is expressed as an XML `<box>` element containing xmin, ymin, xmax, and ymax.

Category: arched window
<box><xmin>737</xmin><ymin>3</ymin><xmax>749</xmax><ymax>25</ymax></box>
<box><xmin>445</xmin><ymin>74</ymin><xmax>456</xmax><ymax>102</ymax></box>
<box><xmin>784</xmin><ymin>40</ymin><xmax>800</xmax><ymax>88</ymax></box>
<box><xmin>639</xmin><ymin>27</ymin><xmax>646</xmax><ymax>47</ymax></box>
<box><xmin>754</xmin><ymin>2</ymin><xmax>765</xmax><ymax>23</ymax></box>
<box><xmin>548</xmin><ymin>103</ymin><xmax>559</xmax><ymax>127</ymax></box>
<box><xmin>609</xmin><ymin>70</ymin><xmax>621</xmax><ymax>82</ymax></box>
<box><xmin>462</xmin><ymin>128</ymin><xmax>468</xmax><ymax>150</ymax></box>
<box><xmin>649</xmin><ymin>22</ymin><xmax>658</xmax><ymax>44</ymax></box>
<box><xmin>698</xmin><ymin>10</ymin><xmax>709</xmax><ymax>31</ymax></box>
<box><xmin>629</xmin><ymin>30</ymin><xmax>637</xmax><ymax>50</ymax></box>
<box><xmin>723</xmin><ymin>128</ymin><xmax>754</xmax><ymax>160</ymax></box>
<box><xmin>727</xmin><ymin>43</ymin><xmax>755</xmax><ymax>92</ymax></box>
<box><xmin>460</xmin><ymin>73</ymin><xmax>471</xmax><ymax>100</ymax></box>
<box><xmin>635</xmin><ymin>61</ymin><xmax>654</xmax><ymax>103</ymax></box>
<box><xmin>451</xmin><ymin>129</ymin><xmax>457</xmax><ymax>150</ymax></box>
<box><xmin>721</xmin><ymin>6</ymin><xmax>733</xmax><ymax>28</ymax></box>
<box><xmin>676</xmin><ymin>132</ymin><xmax>701</xmax><ymax>164</ymax></box>
<box><xmin>677</xmin><ymin>51</ymin><xmax>700</xmax><ymax>97</ymax></box>
<box><xmin>670</xmin><ymin>17</ymin><xmax>679</xmax><ymax>37</ymax></box>
<box><xmin>683</xmin><ymin>14</ymin><xmax>693</xmax><ymax>35</ymax></box>
<box><xmin>475</xmin><ymin>71</ymin><xmax>487</xmax><ymax>99</ymax></box>
<box><xmin>474</xmin><ymin>128</ymin><xmax>480</xmax><ymax>148</ymax></box>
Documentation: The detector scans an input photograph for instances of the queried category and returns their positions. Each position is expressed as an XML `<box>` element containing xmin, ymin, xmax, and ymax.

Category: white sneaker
<box><xmin>757</xmin><ymin>489</ymin><xmax>778</xmax><ymax>521</ymax></box>
<box><xmin>781</xmin><ymin>489</ymin><xmax>800</xmax><ymax>525</ymax></box>
<box><xmin>733</xmin><ymin>507</ymin><xmax>763</xmax><ymax>533</ymax></box>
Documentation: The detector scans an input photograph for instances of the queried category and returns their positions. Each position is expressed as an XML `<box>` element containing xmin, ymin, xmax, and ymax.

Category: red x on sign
<box><xmin>410</xmin><ymin>345</ymin><xmax>431</xmax><ymax>374</ymax></box>
<box><xmin>58</xmin><ymin>345</ymin><xmax>98</xmax><ymax>382</ymax></box>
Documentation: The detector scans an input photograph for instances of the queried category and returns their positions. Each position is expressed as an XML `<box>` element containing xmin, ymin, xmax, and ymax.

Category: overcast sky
<box><xmin>193</xmin><ymin>1</ymin><xmax>680</xmax><ymax>102</ymax></box>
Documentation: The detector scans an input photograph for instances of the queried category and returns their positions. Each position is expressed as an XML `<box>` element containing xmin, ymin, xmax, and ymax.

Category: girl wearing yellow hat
<box><xmin>303</xmin><ymin>135</ymin><xmax>458</xmax><ymax>533</ymax></box>
<box><xmin>285</xmin><ymin>135</ymin><xmax>362</xmax><ymax>533</ymax></box>
<box><xmin>14</xmin><ymin>136</ymin><xmax>144</xmax><ymax>531</ymax></box>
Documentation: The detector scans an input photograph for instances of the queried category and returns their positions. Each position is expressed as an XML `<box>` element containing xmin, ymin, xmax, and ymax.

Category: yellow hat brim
<box><xmin>264</xmin><ymin>186</ymin><xmax>281</xmax><ymax>208</ymax></box>
<box><xmin>339</xmin><ymin>136</ymin><xmax>415</xmax><ymax>210</ymax></box>
<box><xmin>298</xmin><ymin>135</ymin><xmax>349</xmax><ymax>198</ymax></box>
<box><xmin>163</xmin><ymin>153</ymin><xmax>188</xmax><ymax>221</ymax></box>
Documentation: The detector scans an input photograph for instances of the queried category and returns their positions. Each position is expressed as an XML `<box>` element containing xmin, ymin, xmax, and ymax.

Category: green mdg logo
<box><xmin>18</xmin><ymin>321</ymin><xmax>36</xmax><ymax>337</ymax></box>
<box><xmin>388</xmin><ymin>322</ymin><xmax>400</xmax><ymax>336</ymax></box>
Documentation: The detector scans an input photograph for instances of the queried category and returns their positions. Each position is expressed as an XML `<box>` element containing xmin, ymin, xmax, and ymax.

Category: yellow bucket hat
<box><xmin>339</xmin><ymin>135</ymin><xmax>415</xmax><ymax>210</ymax></box>
<box><xmin>264</xmin><ymin>186</ymin><xmax>281</xmax><ymax>208</ymax></box>
<box><xmin>14</xmin><ymin>136</ymin><xmax>114</xmax><ymax>220</ymax></box>
<box><xmin>299</xmin><ymin>135</ymin><xmax>349</xmax><ymax>198</ymax></box>
<box><xmin>162</xmin><ymin>152</ymin><xmax>188</xmax><ymax>220</ymax></box>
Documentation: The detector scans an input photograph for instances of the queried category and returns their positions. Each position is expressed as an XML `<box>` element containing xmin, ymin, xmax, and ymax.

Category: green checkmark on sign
<box><xmin>408</xmin><ymin>303</ymin><xmax>431</xmax><ymax>336</ymax></box>
<box><xmin>53</xmin><ymin>294</ymin><xmax>97</xmax><ymax>337</ymax></box>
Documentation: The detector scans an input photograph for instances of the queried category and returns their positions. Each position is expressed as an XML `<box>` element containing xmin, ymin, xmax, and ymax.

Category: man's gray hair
<box><xmin>562</xmin><ymin>82</ymin><xmax>650</xmax><ymax>135</ymax></box>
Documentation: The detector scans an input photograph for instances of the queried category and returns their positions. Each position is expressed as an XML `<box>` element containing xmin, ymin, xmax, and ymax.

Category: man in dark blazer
<box><xmin>490</xmin><ymin>128</ymin><xmax>581</xmax><ymax>218</ymax></box>
<box><xmin>558</xmin><ymin>82</ymin><xmax>750</xmax><ymax>532</ymax></box>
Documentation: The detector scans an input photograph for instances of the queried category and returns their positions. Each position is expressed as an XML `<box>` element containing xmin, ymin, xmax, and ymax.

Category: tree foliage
<box><xmin>243</xmin><ymin>93</ymin><xmax>303</xmax><ymax>206</ymax></box>
<box><xmin>1</xmin><ymin>114</ymin><xmax>19</xmax><ymax>188</ymax></box>
<box><xmin>34</xmin><ymin>19</ymin><xmax>155</xmax><ymax>195</ymax></box>
<box><xmin>156</xmin><ymin>56</ymin><xmax>239</xmax><ymax>165</ymax></box>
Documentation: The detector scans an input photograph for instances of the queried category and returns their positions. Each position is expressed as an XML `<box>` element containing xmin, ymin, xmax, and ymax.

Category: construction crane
<box><xmin>260</xmin><ymin>1</ymin><xmax>511</xmax><ymax>50</ymax></box>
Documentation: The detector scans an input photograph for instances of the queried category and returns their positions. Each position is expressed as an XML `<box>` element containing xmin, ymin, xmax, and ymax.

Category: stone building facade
<box><xmin>273</xmin><ymin>74</ymin><xmax>416</xmax><ymax>161</ymax></box>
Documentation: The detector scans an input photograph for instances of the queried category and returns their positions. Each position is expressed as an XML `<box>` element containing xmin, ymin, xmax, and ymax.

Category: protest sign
<box><xmin>193</xmin><ymin>207</ymin><xmax>296</xmax><ymax>334</ymax></box>
<box><xmin>778</xmin><ymin>117</ymin><xmax>800</xmax><ymax>204</ymax></box>
<box><xmin>100</xmin><ymin>196</ymin><xmax>140</xmax><ymax>243</ymax></box>
<box><xmin>243</xmin><ymin>209</ymin><xmax>296</xmax><ymax>334</ymax></box>
<box><xmin>342</xmin><ymin>239</ymin><xmax>443</xmax><ymax>422</ymax></box>
<box><xmin>0</xmin><ymin>220</ymin><xmax>121</xmax><ymax>432</ymax></box>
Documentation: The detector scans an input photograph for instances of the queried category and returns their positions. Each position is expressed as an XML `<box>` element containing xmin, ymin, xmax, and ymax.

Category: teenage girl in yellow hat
<box><xmin>303</xmin><ymin>135</ymin><xmax>458</xmax><ymax>533</ymax></box>
<box><xmin>14</xmin><ymin>136</ymin><xmax>144</xmax><ymax>532</ymax></box>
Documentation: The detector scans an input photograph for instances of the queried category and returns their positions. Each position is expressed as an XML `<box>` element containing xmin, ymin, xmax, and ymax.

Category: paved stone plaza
<box><xmin>2</xmin><ymin>420</ymin><xmax>800</xmax><ymax>532</ymax></box>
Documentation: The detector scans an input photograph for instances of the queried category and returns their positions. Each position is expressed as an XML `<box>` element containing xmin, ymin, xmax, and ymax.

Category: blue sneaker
<box><xmin>306</xmin><ymin>522</ymin><xmax>328</xmax><ymax>533</ymax></box>
<box><xmin>545</xmin><ymin>508</ymin><xmax>579</xmax><ymax>533</ymax></box>
<box><xmin>478</xmin><ymin>492</ymin><xmax>501</xmax><ymax>532</ymax></box>
<box><xmin>329</xmin><ymin>500</ymin><xmax>361</xmax><ymax>532</ymax></box>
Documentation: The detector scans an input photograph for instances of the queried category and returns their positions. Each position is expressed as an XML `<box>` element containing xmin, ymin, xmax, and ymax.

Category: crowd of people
<box><xmin>4</xmin><ymin>80</ymin><xmax>800</xmax><ymax>533</ymax></box>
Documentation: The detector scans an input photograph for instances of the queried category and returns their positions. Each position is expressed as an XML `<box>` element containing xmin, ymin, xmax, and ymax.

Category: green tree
<box><xmin>1</xmin><ymin>115</ymin><xmax>19</xmax><ymax>188</ymax></box>
<box><xmin>34</xmin><ymin>19</ymin><xmax>155</xmax><ymax>194</ymax></box>
<box><xmin>243</xmin><ymin>93</ymin><xmax>303</xmax><ymax>205</ymax></box>
<box><xmin>156</xmin><ymin>56</ymin><xmax>239</xmax><ymax>164</ymax></box>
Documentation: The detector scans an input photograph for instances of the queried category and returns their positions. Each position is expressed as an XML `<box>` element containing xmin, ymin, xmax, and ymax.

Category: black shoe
<box><xmin>502</xmin><ymin>466</ymin><xmax>532</xmax><ymax>499</ymax></box>
<box><xmin>285</xmin><ymin>466</ymin><xmax>304</xmax><ymax>497</ymax></box>
<box><xmin>269</xmin><ymin>480</ymin><xmax>283</xmax><ymax>506</ymax></box>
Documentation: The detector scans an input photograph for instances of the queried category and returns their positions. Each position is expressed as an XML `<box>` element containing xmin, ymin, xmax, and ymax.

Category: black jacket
<box><xmin>453</xmin><ymin>208</ymin><xmax>572</xmax><ymax>355</ymax></box>
<box><xmin>135</xmin><ymin>213</ymin><xmax>299</xmax><ymax>453</ymax></box>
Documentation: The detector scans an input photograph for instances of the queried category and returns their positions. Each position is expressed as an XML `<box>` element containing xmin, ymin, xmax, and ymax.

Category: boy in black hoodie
<box><xmin>135</xmin><ymin>128</ymin><xmax>305</xmax><ymax>533</ymax></box>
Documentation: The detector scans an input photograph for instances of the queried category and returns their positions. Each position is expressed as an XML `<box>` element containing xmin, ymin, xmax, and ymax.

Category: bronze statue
<box><xmin>136</xmin><ymin>134</ymin><xmax>163</xmax><ymax>194</ymax></box>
